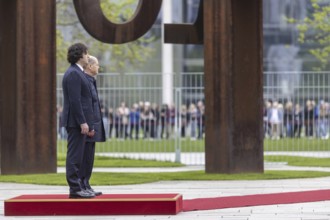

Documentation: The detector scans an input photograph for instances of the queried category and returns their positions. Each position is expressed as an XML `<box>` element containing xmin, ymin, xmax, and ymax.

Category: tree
<box><xmin>56</xmin><ymin>0</ymin><xmax>158</xmax><ymax>73</ymax></box>
<box><xmin>288</xmin><ymin>0</ymin><xmax>330</xmax><ymax>70</ymax></box>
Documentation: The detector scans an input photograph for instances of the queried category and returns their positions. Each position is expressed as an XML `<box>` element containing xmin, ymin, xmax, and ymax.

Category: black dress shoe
<box><xmin>69</xmin><ymin>190</ymin><xmax>95</xmax><ymax>199</ymax></box>
<box><xmin>86</xmin><ymin>188</ymin><xmax>102</xmax><ymax>196</ymax></box>
<box><xmin>84</xmin><ymin>189</ymin><xmax>96</xmax><ymax>197</ymax></box>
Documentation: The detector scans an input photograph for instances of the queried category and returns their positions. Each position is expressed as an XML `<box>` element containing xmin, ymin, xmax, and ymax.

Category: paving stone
<box><xmin>0</xmin><ymin>167</ymin><xmax>330</xmax><ymax>220</ymax></box>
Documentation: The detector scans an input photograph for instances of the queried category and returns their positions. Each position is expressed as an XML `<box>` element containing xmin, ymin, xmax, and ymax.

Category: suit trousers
<box><xmin>80</xmin><ymin>141</ymin><xmax>95</xmax><ymax>189</ymax></box>
<box><xmin>66</xmin><ymin>127</ymin><xmax>96</xmax><ymax>193</ymax></box>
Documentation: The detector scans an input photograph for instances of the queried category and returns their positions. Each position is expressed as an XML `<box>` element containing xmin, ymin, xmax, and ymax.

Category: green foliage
<box><xmin>56</xmin><ymin>0</ymin><xmax>157</xmax><ymax>73</ymax></box>
<box><xmin>289</xmin><ymin>0</ymin><xmax>330</xmax><ymax>70</ymax></box>
<box><xmin>56</xmin><ymin>29</ymin><xmax>69</xmax><ymax>68</ymax></box>
<box><xmin>100</xmin><ymin>0</ymin><xmax>137</xmax><ymax>22</ymax></box>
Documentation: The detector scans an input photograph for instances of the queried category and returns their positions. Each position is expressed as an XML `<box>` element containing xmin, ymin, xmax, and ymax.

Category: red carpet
<box><xmin>5</xmin><ymin>194</ymin><xmax>182</xmax><ymax>216</ymax></box>
<box><xmin>5</xmin><ymin>190</ymin><xmax>330</xmax><ymax>216</ymax></box>
<box><xmin>183</xmin><ymin>189</ymin><xmax>330</xmax><ymax>211</ymax></box>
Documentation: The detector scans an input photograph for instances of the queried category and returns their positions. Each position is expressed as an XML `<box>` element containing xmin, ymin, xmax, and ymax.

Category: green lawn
<box><xmin>57</xmin><ymin>138</ymin><xmax>330</xmax><ymax>153</ymax></box>
<box><xmin>56</xmin><ymin>154</ymin><xmax>330</xmax><ymax>168</ymax></box>
<box><xmin>2</xmin><ymin>137</ymin><xmax>330</xmax><ymax>185</ymax></box>
<box><xmin>57</xmin><ymin>154</ymin><xmax>183</xmax><ymax>167</ymax></box>
<box><xmin>1</xmin><ymin>153</ymin><xmax>330</xmax><ymax>185</ymax></box>
<box><xmin>57</xmin><ymin>139</ymin><xmax>204</xmax><ymax>153</ymax></box>
<box><xmin>1</xmin><ymin>171</ymin><xmax>330</xmax><ymax>186</ymax></box>
<box><xmin>264</xmin><ymin>138</ymin><xmax>330</xmax><ymax>151</ymax></box>
<box><xmin>265</xmin><ymin>155</ymin><xmax>330</xmax><ymax>167</ymax></box>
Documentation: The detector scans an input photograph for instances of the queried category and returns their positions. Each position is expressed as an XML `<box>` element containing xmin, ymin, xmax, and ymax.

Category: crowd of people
<box><xmin>58</xmin><ymin>98</ymin><xmax>330</xmax><ymax>141</ymax></box>
<box><xmin>57</xmin><ymin>100</ymin><xmax>205</xmax><ymax>141</ymax></box>
<box><xmin>264</xmin><ymin>99</ymin><xmax>330</xmax><ymax>140</ymax></box>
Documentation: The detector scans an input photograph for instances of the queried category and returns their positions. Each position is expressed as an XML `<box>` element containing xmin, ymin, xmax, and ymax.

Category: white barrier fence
<box><xmin>57</xmin><ymin>72</ymin><xmax>330</xmax><ymax>165</ymax></box>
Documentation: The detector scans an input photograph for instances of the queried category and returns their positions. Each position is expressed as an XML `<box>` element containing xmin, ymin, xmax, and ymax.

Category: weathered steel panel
<box><xmin>0</xmin><ymin>0</ymin><xmax>57</xmax><ymax>174</ymax></box>
<box><xmin>164</xmin><ymin>0</ymin><xmax>203</xmax><ymax>44</ymax></box>
<box><xmin>204</xmin><ymin>0</ymin><xmax>264</xmax><ymax>173</ymax></box>
<box><xmin>73</xmin><ymin>0</ymin><xmax>162</xmax><ymax>44</ymax></box>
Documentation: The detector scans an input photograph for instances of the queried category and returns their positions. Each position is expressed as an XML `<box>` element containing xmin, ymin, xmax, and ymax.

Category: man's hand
<box><xmin>80</xmin><ymin>123</ymin><xmax>89</xmax><ymax>135</ymax></box>
<box><xmin>87</xmin><ymin>130</ymin><xmax>95</xmax><ymax>137</ymax></box>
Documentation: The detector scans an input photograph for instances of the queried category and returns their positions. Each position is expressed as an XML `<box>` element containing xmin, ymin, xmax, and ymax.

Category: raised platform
<box><xmin>4</xmin><ymin>194</ymin><xmax>183</xmax><ymax>216</ymax></box>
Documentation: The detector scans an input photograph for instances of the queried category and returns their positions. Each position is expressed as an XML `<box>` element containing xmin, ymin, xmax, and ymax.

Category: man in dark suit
<box><xmin>82</xmin><ymin>55</ymin><xmax>106</xmax><ymax>194</ymax></box>
<box><xmin>62</xmin><ymin>43</ymin><xmax>105</xmax><ymax>198</ymax></box>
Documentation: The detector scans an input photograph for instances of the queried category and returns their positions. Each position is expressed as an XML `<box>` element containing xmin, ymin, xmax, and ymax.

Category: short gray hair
<box><xmin>88</xmin><ymin>56</ymin><xmax>97</xmax><ymax>65</ymax></box>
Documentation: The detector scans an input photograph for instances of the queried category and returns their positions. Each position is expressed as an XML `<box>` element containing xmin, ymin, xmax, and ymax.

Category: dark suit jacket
<box><xmin>62</xmin><ymin>64</ymin><xmax>95</xmax><ymax>131</ymax></box>
<box><xmin>84</xmin><ymin>74</ymin><xmax>106</xmax><ymax>142</ymax></box>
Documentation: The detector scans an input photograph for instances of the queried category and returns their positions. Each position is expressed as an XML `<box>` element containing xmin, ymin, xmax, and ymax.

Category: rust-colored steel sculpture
<box><xmin>0</xmin><ymin>0</ymin><xmax>263</xmax><ymax>174</ymax></box>
<box><xmin>73</xmin><ymin>0</ymin><xmax>162</xmax><ymax>44</ymax></box>
<box><xmin>203</xmin><ymin>0</ymin><xmax>264</xmax><ymax>173</ymax></box>
<box><xmin>0</xmin><ymin>0</ymin><xmax>57</xmax><ymax>174</ymax></box>
<box><xmin>164</xmin><ymin>0</ymin><xmax>203</xmax><ymax>44</ymax></box>
<box><xmin>164</xmin><ymin>0</ymin><xmax>263</xmax><ymax>173</ymax></box>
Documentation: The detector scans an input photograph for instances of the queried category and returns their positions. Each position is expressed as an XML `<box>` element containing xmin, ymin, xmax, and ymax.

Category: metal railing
<box><xmin>57</xmin><ymin>72</ymin><xmax>330</xmax><ymax>164</ymax></box>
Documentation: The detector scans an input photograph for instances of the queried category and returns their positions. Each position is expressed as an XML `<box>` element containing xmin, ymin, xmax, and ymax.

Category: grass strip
<box><xmin>265</xmin><ymin>155</ymin><xmax>330</xmax><ymax>167</ymax></box>
<box><xmin>57</xmin><ymin>138</ymin><xmax>330</xmax><ymax>153</ymax></box>
<box><xmin>1</xmin><ymin>171</ymin><xmax>330</xmax><ymax>186</ymax></box>
<box><xmin>57</xmin><ymin>155</ymin><xmax>183</xmax><ymax>167</ymax></box>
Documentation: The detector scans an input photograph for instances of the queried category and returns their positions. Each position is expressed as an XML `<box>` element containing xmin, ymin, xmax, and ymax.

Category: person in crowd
<box><xmin>108</xmin><ymin>107</ymin><xmax>114</xmax><ymax>139</ymax></box>
<box><xmin>138</xmin><ymin>101</ymin><xmax>145</xmax><ymax>138</ymax></box>
<box><xmin>197</xmin><ymin>101</ymin><xmax>205</xmax><ymax>139</ymax></box>
<box><xmin>269</xmin><ymin>101</ymin><xmax>280</xmax><ymax>140</ymax></box>
<box><xmin>180</xmin><ymin>105</ymin><xmax>188</xmax><ymax>138</ymax></box>
<box><xmin>293</xmin><ymin>103</ymin><xmax>303</xmax><ymax>138</ymax></box>
<box><xmin>284</xmin><ymin>101</ymin><xmax>294</xmax><ymax>138</ymax></box>
<box><xmin>56</xmin><ymin>105</ymin><xmax>61</xmax><ymax>138</ymax></box>
<box><xmin>189</xmin><ymin>103</ymin><xmax>198</xmax><ymax>140</ymax></box>
<box><xmin>160</xmin><ymin>104</ymin><xmax>170</xmax><ymax>139</ymax></box>
<box><xmin>101</xmin><ymin>105</ymin><xmax>109</xmax><ymax>139</ymax></box>
<box><xmin>57</xmin><ymin>105</ymin><xmax>67</xmax><ymax>139</ymax></box>
<box><xmin>169</xmin><ymin>104</ymin><xmax>176</xmax><ymax>138</ymax></box>
<box><xmin>61</xmin><ymin>43</ymin><xmax>103</xmax><ymax>198</ymax></box>
<box><xmin>318</xmin><ymin>101</ymin><xmax>329</xmax><ymax>139</ymax></box>
<box><xmin>118</xmin><ymin>102</ymin><xmax>130</xmax><ymax>139</ymax></box>
<box><xmin>129</xmin><ymin>103</ymin><xmax>140</xmax><ymax>139</ymax></box>
<box><xmin>263</xmin><ymin>100</ymin><xmax>272</xmax><ymax>138</ymax></box>
<box><xmin>114</xmin><ymin>107</ymin><xmax>122</xmax><ymax>139</ymax></box>
<box><xmin>152</xmin><ymin>103</ymin><xmax>160</xmax><ymax>139</ymax></box>
<box><xmin>138</xmin><ymin>101</ymin><xmax>145</xmax><ymax>111</ymax></box>
<box><xmin>277</xmin><ymin>102</ymin><xmax>284</xmax><ymax>138</ymax></box>
<box><xmin>304</xmin><ymin>100</ymin><xmax>315</xmax><ymax>138</ymax></box>
<box><xmin>141</xmin><ymin>102</ymin><xmax>156</xmax><ymax>139</ymax></box>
